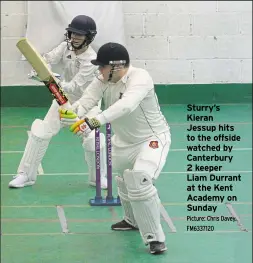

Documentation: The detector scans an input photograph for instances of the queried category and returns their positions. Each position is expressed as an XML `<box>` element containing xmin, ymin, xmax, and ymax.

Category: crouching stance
<box><xmin>9</xmin><ymin>15</ymin><xmax>107</xmax><ymax>189</ymax></box>
<box><xmin>64</xmin><ymin>42</ymin><xmax>171</xmax><ymax>254</ymax></box>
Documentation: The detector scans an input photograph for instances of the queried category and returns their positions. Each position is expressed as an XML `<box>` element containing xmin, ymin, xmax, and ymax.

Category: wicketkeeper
<box><xmin>61</xmin><ymin>42</ymin><xmax>171</xmax><ymax>254</ymax></box>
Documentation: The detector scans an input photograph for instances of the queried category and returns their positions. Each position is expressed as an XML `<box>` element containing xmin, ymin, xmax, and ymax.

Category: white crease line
<box><xmin>225</xmin><ymin>202</ymin><xmax>248</xmax><ymax>232</ymax></box>
<box><xmin>56</xmin><ymin>205</ymin><xmax>69</xmax><ymax>234</ymax></box>
<box><xmin>1</xmin><ymin>232</ymin><xmax>112</xmax><ymax>236</ymax></box>
<box><xmin>1</xmin><ymin>202</ymin><xmax>251</xmax><ymax>209</ymax></box>
<box><xmin>1</xmin><ymin>171</ymin><xmax>252</xmax><ymax>176</ymax></box>
<box><xmin>1</xmin><ymin>125</ymin><xmax>30</xmax><ymax>128</ymax></box>
<box><xmin>1</xmin><ymin>151</ymin><xmax>24</xmax><ymax>153</ymax></box>
<box><xmin>1</xmin><ymin>147</ymin><xmax>252</xmax><ymax>154</ymax></box>
<box><xmin>160</xmin><ymin>204</ymin><xmax>177</xmax><ymax>233</ymax></box>
<box><xmin>2</xmin><ymin>230</ymin><xmax>251</xmax><ymax>237</ymax></box>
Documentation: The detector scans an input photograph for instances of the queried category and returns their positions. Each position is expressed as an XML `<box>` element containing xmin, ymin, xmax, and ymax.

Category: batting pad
<box><xmin>115</xmin><ymin>176</ymin><xmax>138</xmax><ymax>228</ymax></box>
<box><xmin>17</xmin><ymin>130</ymin><xmax>51</xmax><ymax>182</ymax></box>
<box><xmin>123</xmin><ymin>169</ymin><xmax>165</xmax><ymax>244</ymax></box>
<box><xmin>31</xmin><ymin>118</ymin><xmax>55</xmax><ymax>139</ymax></box>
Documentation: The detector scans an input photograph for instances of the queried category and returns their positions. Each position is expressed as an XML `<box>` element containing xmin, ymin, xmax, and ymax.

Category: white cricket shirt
<box><xmin>78</xmin><ymin>66</ymin><xmax>170</xmax><ymax>145</ymax></box>
<box><xmin>43</xmin><ymin>42</ymin><xmax>97</xmax><ymax>103</ymax></box>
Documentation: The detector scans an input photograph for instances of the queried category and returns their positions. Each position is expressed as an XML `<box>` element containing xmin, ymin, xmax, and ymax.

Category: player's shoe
<box><xmin>8</xmin><ymin>174</ymin><xmax>35</xmax><ymax>188</ymax></box>
<box><xmin>9</xmin><ymin>174</ymin><xmax>108</xmax><ymax>189</ymax></box>
<box><xmin>111</xmin><ymin>220</ymin><xmax>138</xmax><ymax>231</ymax></box>
<box><xmin>149</xmin><ymin>241</ymin><xmax>167</xmax><ymax>254</ymax></box>
<box><xmin>89</xmin><ymin>175</ymin><xmax>108</xmax><ymax>189</ymax></box>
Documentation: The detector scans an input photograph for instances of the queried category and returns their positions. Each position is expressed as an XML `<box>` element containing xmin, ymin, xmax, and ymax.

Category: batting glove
<box><xmin>59</xmin><ymin>109</ymin><xmax>79</xmax><ymax>126</ymax></box>
<box><xmin>70</xmin><ymin>117</ymin><xmax>101</xmax><ymax>137</ymax></box>
<box><xmin>69</xmin><ymin>100</ymin><xmax>86</xmax><ymax>118</ymax></box>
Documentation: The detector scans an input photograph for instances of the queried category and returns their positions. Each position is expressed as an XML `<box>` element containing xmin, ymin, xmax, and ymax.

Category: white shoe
<box><xmin>89</xmin><ymin>176</ymin><xmax>108</xmax><ymax>189</ymax></box>
<box><xmin>8</xmin><ymin>174</ymin><xmax>35</xmax><ymax>188</ymax></box>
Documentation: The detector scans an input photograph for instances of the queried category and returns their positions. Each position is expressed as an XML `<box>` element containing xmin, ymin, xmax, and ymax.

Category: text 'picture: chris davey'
<box><xmin>187</xmin><ymin>216</ymin><xmax>236</xmax><ymax>222</ymax></box>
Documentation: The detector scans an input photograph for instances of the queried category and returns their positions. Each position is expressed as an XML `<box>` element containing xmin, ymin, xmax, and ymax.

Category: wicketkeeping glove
<box><xmin>70</xmin><ymin>117</ymin><xmax>101</xmax><ymax>137</ymax></box>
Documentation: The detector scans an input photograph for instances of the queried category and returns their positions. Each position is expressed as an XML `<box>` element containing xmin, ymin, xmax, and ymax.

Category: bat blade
<box><xmin>16</xmin><ymin>38</ymin><xmax>69</xmax><ymax>107</ymax></box>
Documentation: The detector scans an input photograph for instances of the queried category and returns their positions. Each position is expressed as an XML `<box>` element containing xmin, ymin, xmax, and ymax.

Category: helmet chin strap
<box><xmin>95</xmin><ymin>67</ymin><xmax>120</xmax><ymax>83</ymax></box>
<box><xmin>95</xmin><ymin>61</ymin><xmax>127</xmax><ymax>83</ymax></box>
<box><xmin>108</xmin><ymin>61</ymin><xmax>126</xmax><ymax>82</ymax></box>
<box><xmin>108</xmin><ymin>66</ymin><xmax>115</xmax><ymax>82</ymax></box>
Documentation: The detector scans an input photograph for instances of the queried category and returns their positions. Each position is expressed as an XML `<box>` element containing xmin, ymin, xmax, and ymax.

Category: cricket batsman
<box><xmin>9</xmin><ymin>15</ymin><xmax>108</xmax><ymax>189</ymax></box>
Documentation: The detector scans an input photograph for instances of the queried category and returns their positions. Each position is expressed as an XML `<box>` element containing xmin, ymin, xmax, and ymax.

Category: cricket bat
<box><xmin>16</xmin><ymin>38</ymin><xmax>71</xmax><ymax>109</ymax></box>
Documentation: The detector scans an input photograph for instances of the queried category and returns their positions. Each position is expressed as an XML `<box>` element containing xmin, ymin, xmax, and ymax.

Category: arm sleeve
<box><xmin>77</xmin><ymin>78</ymin><xmax>104</xmax><ymax>115</ymax></box>
<box><xmin>96</xmin><ymin>72</ymin><xmax>154</xmax><ymax>126</ymax></box>
<box><xmin>60</xmin><ymin>61</ymin><xmax>97</xmax><ymax>94</ymax></box>
<box><xmin>42</xmin><ymin>42</ymin><xmax>66</xmax><ymax>66</ymax></box>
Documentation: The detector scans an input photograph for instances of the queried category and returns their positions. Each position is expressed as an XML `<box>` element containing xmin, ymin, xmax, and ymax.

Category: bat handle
<box><xmin>60</xmin><ymin>101</ymin><xmax>73</xmax><ymax>110</ymax></box>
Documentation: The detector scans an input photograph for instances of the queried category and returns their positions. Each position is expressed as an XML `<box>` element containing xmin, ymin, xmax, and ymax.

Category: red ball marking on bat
<box><xmin>48</xmin><ymin>83</ymin><xmax>67</xmax><ymax>105</ymax></box>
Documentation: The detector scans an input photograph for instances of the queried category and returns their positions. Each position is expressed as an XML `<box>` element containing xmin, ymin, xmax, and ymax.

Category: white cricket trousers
<box><xmin>112</xmin><ymin>131</ymin><xmax>171</xmax><ymax>180</ymax></box>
